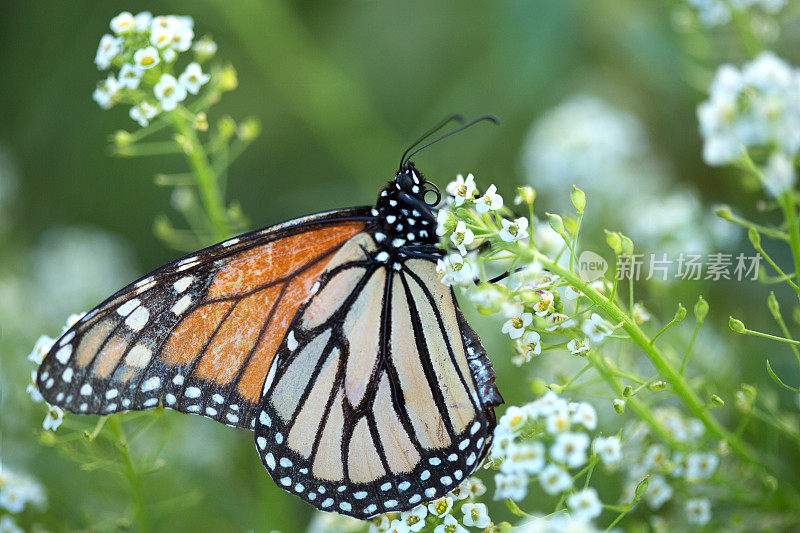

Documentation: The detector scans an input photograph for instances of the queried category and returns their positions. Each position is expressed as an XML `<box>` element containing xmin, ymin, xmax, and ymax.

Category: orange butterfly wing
<box><xmin>36</xmin><ymin>208</ymin><xmax>372</xmax><ymax>429</ymax></box>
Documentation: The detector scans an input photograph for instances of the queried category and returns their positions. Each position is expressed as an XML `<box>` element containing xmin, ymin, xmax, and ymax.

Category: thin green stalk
<box><xmin>170</xmin><ymin>107</ymin><xmax>230</xmax><ymax>241</ymax></box>
<box><xmin>680</xmin><ymin>321</ymin><xmax>702</xmax><ymax>375</ymax></box>
<box><xmin>528</xmin><ymin>248</ymin><xmax>764</xmax><ymax>470</ymax></box>
<box><xmin>780</xmin><ymin>192</ymin><xmax>800</xmax><ymax>299</ymax></box>
<box><xmin>108</xmin><ymin>417</ymin><xmax>150</xmax><ymax>533</ymax></box>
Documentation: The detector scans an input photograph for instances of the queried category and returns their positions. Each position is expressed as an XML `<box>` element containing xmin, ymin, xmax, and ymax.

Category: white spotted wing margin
<box><xmin>254</xmin><ymin>234</ymin><xmax>502</xmax><ymax>518</ymax></box>
<box><xmin>35</xmin><ymin>207</ymin><xmax>374</xmax><ymax>429</ymax></box>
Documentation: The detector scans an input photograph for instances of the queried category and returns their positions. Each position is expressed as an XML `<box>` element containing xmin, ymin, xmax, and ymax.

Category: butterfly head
<box><xmin>372</xmin><ymin>162</ymin><xmax>440</xmax><ymax>248</ymax></box>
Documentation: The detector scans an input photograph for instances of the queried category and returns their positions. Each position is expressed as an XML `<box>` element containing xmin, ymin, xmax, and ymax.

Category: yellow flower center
<box><xmin>141</xmin><ymin>56</ymin><xmax>155</xmax><ymax>66</ymax></box>
<box><xmin>511</xmin><ymin>317</ymin><xmax>523</xmax><ymax>328</ymax></box>
<box><xmin>471</xmin><ymin>508</ymin><xmax>479</xmax><ymax>522</ymax></box>
<box><xmin>434</xmin><ymin>501</ymin><xmax>448</xmax><ymax>514</ymax></box>
<box><xmin>453</xmin><ymin>233</ymin><xmax>464</xmax><ymax>245</ymax></box>
<box><xmin>457</xmin><ymin>185</ymin><xmax>467</xmax><ymax>196</ymax></box>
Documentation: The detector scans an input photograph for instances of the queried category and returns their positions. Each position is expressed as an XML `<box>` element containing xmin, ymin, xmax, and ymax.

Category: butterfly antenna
<box><xmin>399</xmin><ymin>114</ymin><xmax>465</xmax><ymax>171</ymax></box>
<box><xmin>403</xmin><ymin>114</ymin><xmax>499</xmax><ymax>166</ymax></box>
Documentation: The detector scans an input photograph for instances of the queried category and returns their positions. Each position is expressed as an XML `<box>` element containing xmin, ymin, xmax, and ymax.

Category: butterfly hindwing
<box><xmin>36</xmin><ymin>208</ymin><xmax>372</xmax><ymax>429</ymax></box>
<box><xmin>254</xmin><ymin>235</ymin><xmax>498</xmax><ymax>518</ymax></box>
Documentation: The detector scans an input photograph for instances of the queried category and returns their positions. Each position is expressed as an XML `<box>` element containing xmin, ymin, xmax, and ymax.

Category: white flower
<box><xmin>545</xmin><ymin>312</ymin><xmax>570</xmax><ymax>331</ymax></box>
<box><xmin>567</xmin><ymin>338</ymin><xmax>590</xmax><ymax>356</ymax></box>
<box><xmin>632</xmin><ymin>302</ymin><xmax>651</xmax><ymax>323</ymax></box>
<box><xmin>581</xmin><ymin>313</ymin><xmax>612</xmax><ymax>343</ymax></box>
<box><xmin>171</xmin><ymin>18</ymin><xmax>195</xmax><ymax>52</ymax></box>
<box><xmin>0</xmin><ymin>515</ymin><xmax>24</xmax><ymax>533</ymax></box>
<box><xmin>43</xmin><ymin>405</ymin><xmax>64</xmax><ymax>431</ymax></box>
<box><xmin>27</xmin><ymin>371</ymin><xmax>43</xmax><ymax>403</ymax></box>
<box><xmin>92</xmin><ymin>75</ymin><xmax>119</xmax><ymax>109</ymax></box>
<box><xmin>533</xmin><ymin>290</ymin><xmax>554</xmax><ymax>317</ymax></box>
<box><xmin>502</xmin><ymin>441</ymin><xmax>546</xmax><ymax>475</ymax></box>
<box><xmin>133</xmin><ymin>46</ymin><xmax>160</xmax><ymax>70</ymax></box>
<box><xmin>571</xmin><ymin>402</ymin><xmax>597</xmax><ymax>430</ymax></box>
<box><xmin>134</xmin><ymin>11</ymin><xmax>153</xmax><ymax>32</ymax></box>
<box><xmin>684</xmin><ymin>452</ymin><xmax>719</xmax><ymax>480</ymax></box>
<box><xmin>467</xmin><ymin>477</ymin><xmax>487</xmax><ymax>498</ymax></box>
<box><xmin>474</xmin><ymin>184</ymin><xmax>503</xmax><ymax>213</ymax></box>
<box><xmin>446</xmin><ymin>173</ymin><xmax>476</xmax><ymax>206</ymax></box>
<box><xmin>644</xmin><ymin>444</ymin><xmax>669</xmax><ymax>470</ymax></box>
<box><xmin>28</xmin><ymin>334</ymin><xmax>54</xmax><ymax>364</ymax></box>
<box><xmin>686</xmin><ymin>498</ymin><xmax>712</xmax><ymax>526</ymax></box>
<box><xmin>645</xmin><ymin>475</ymin><xmax>673</xmax><ymax>510</ymax></box>
<box><xmin>462</xmin><ymin>502</ymin><xmax>491</xmax><ymax>528</ymax></box>
<box><xmin>193</xmin><ymin>37</ymin><xmax>218</xmax><ymax>59</ymax></box>
<box><xmin>179</xmin><ymin>62</ymin><xmax>210</xmax><ymax>94</ymax></box>
<box><xmin>95</xmin><ymin>34</ymin><xmax>121</xmax><ymax>69</ymax></box>
<box><xmin>114</xmin><ymin>64</ymin><xmax>141</xmax><ymax>91</ymax></box>
<box><xmin>150</xmin><ymin>25</ymin><xmax>175</xmax><ymax>49</ymax></box>
<box><xmin>499</xmin><ymin>217</ymin><xmax>530</xmax><ymax>242</ymax></box>
<box><xmin>130</xmin><ymin>102</ymin><xmax>158</xmax><ymax>128</ymax></box>
<box><xmin>435</xmin><ymin>208</ymin><xmax>455</xmax><ymax>236</ymax></box>
<box><xmin>437</xmin><ymin>253</ymin><xmax>474</xmax><ymax>286</ymax></box>
<box><xmin>545</xmin><ymin>407</ymin><xmax>571</xmax><ymax>435</ymax></box>
<box><xmin>110</xmin><ymin>11</ymin><xmax>136</xmax><ymax>34</ymax></box>
<box><xmin>535</xmin><ymin>390</ymin><xmax>569</xmax><ymax>417</ymax></box>
<box><xmin>501</xmin><ymin>308</ymin><xmax>533</xmax><ymax>339</ymax></box>
<box><xmin>427</xmin><ymin>495</ymin><xmax>453</xmax><ymax>517</ymax></box>
<box><xmin>567</xmin><ymin>488</ymin><xmax>603</xmax><ymax>521</ymax></box>
<box><xmin>564</xmin><ymin>286</ymin><xmax>581</xmax><ymax>301</ymax></box>
<box><xmin>763</xmin><ymin>151</ymin><xmax>797</xmax><ymax>198</ymax></box>
<box><xmin>0</xmin><ymin>485</ymin><xmax>25</xmax><ymax>514</ymax></box>
<box><xmin>516</xmin><ymin>330</ymin><xmax>542</xmax><ymax>362</ymax></box>
<box><xmin>387</xmin><ymin>519</ymin><xmax>410</xmax><ymax>533</ymax></box>
<box><xmin>400</xmin><ymin>504</ymin><xmax>428</xmax><ymax>532</ymax></box>
<box><xmin>498</xmin><ymin>405</ymin><xmax>529</xmax><ymax>434</ymax></box>
<box><xmin>550</xmin><ymin>432</ymin><xmax>590</xmax><ymax>468</ymax></box>
<box><xmin>449</xmin><ymin>220</ymin><xmax>474</xmax><ymax>255</ymax></box>
<box><xmin>539</xmin><ymin>464</ymin><xmax>572</xmax><ymax>495</ymax></box>
<box><xmin>494</xmin><ymin>472</ymin><xmax>528</xmax><ymax>501</ymax></box>
<box><xmin>154</xmin><ymin>74</ymin><xmax>187</xmax><ymax>111</ymax></box>
<box><xmin>433</xmin><ymin>515</ymin><xmax>466</xmax><ymax>533</ymax></box>
<box><xmin>592</xmin><ymin>436</ymin><xmax>622</xmax><ymax>464</ymax></box>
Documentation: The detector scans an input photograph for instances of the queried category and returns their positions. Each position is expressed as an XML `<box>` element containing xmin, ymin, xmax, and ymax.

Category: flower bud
<box><xmin>748</xmin><ymin>227</ymin><xmax>761</xmax><ymax>248</ymax></box>
<box><xmin>238</xmin><ymin>118</ymin><xmax>262</xmax><ymax>141</ymax></box>
<box><xmin>674</xmin><ymin>304</ymin><xmax>687</xmax><ymax>323</ymax></box>
<box><xmin>546</xmin><ymin>213</ymin><xmax>564</xmax><ymax>235</ymax></box>
<box><xmin>714</xmin><ymin>204</ymin><xmax>733</xmax><ymax>220</ymax></box>
<box><xmin>768</xmin><ymin>291</ymin><xmax>780</xmax><ymax>318</ymax></box>
<box><xmin>571</xmin><ymin>186</ymin><xmax>586</xmax><ymax>214</ymax></box>
<box><xmin>622</xmin><ymin>385</ymin><xmax>633</xmax><ymax>397</ymax></box>
<box><xmin>604</xmin><ymin>230</ymin><xmax>622</xmax><ymax>254</ymax></box>
<box><xmin>632</xmin><ymin>477</ymin><xmax>649</xmax><ymax>503</ymax></box>
<box><xmin>613</xmin><ymin>398</ymin><xmax>626</xmax><ymax>414</ymax></box>
<box><xmin>548</xmin><ymin>383</ymin><xmax>564</xmax><ymax>394</ymax></box>
<box><xmin>620</xmin><ymin>234</ymin><xmax>634</xmax><ymax>256</ymax></box>
<box><xmin>711</xmin><ymin>394</ymin><xmax>725</xmax><ymax>407</ymax></box>
<box><xmin>694</xmin><ymin>296</ymin><xmax>709</xmax><ymax>323</ymax></box>
<box><xmin>193</xmin><ymin>112</ymin><xmax>209</xmax><ymax>132</ymax></box>
<box><xmin>649</xmin><ymin>380</ymin><xmax>667</xmax><ymax>392</ymax></box>
<box><xmin>219</xmin><ymin>64</ymin><xmax>238</xmax><ymax>91</ymax></box>
<box><xmin>729</xmin><ymin>317</ymin><xmax>746</xmax><ymax>333</ymax></box>
<box><xmin>515</xmin><ymin>186</ymin><xmax>535</xmax><ymax>205</ymax></box>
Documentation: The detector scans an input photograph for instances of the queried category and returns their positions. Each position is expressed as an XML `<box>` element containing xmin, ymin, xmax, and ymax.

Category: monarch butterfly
<box><xmin>36</xmin><ymin>116</ymin><xmax>503</xmax><ymax>518</ymax></box>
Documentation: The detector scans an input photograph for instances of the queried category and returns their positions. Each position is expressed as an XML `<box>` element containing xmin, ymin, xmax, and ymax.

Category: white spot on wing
<box><xmin>171</xmin><ymin>295</ymin><xmax>193</xmax><ymax>315</ymax></box>
<box><xmin>125</xmin><ymin>306</ymin><xmax>149</xmax><ymax>331</ymax></box>
<box><xmin>287</xmin><ymin>331</ymin><xmax>298</xmax><ymax>351</ymax></box>
<box><xmin>141</xmin><ymin>377</ymin><xmax>161</xmax><ymax>392</ymax></box>
<box><xmin>173</xmin><ymin>276</ymin><xmax>194</xmax><ymax>293</ymax></box>
<box><xmin>55</xmin><ymin>345</ymin><xmax>72</xmax><ymax>364</ymax></box>
<box><xmin>117</xmin><ymin>299</ymin><xmax>140</xmax><ymax>317</ymax></box>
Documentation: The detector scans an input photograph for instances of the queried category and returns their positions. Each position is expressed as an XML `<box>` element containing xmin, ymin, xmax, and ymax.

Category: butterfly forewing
<box><xmin>254</xmin><ymin>238</ymin><xmax>495</xmax><ymax>517</ymax></box>
<box><xmin>36</xmin><ymin>208</ymin><xmax>371</xmax><ymax>429</ymax></box>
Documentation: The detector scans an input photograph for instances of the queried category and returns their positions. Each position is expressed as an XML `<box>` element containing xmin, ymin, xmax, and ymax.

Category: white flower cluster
<box><xmin>303</xmin><ymin>477</ymin><xmax>490</xmax><ymax>533</ymax></box>
<box><xmin>620</xmin><ymin>407</ymin><xmax>719</xmax><ymax>526</ymax></box>
<box><xmin>26</xmin><ymin>313</ymin><xmax>85</xmax><ymax>431</ymax></box>
<box><xmin>683</xmin><ymin>0</ymin><xmax>789</xmax><ymax>27</ymax></box>
<box><xmin>524</xmin><ymin>95</ymin><xmax>737</xmax><ymax>255</ymax></box>
<box><xmin>517</xmin><ymin>513</ymin><xmax>603</xmax><ymax>533</ymax></box>
<box><xmin>93</xmin><ymin>12</ymin><xmax>213</xmax><ymax>126</ymax></box>
<box><xmin>491</xmin><ymin>391</ymin><xmax>617</xmax><ymax>525</ymax></box>
<box><xmin>0</xmin><ymin>461</ymin><xmax>47</xmax><ymax>516</ymax></box>
<box><xmin>698</xmin><ymin>52</ymin><xmax>800</xmax><ymax>197</ymax></box>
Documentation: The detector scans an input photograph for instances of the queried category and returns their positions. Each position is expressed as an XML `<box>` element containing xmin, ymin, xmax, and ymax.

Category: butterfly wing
<box><xmin>254</xmin><ymin>233</ymin><xmax>501</xmax><ymax>517</ymax></box>
<box><xmin>36</xmin><ymin>208</ymin><xmax>373</xmax><ymax>429</ymax></box>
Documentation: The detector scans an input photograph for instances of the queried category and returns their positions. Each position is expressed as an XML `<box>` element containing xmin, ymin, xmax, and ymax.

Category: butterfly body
<box><xmin>37</xmin><ymin>161</ymin><xmax>502</xmax><ymax>518</ymax></box>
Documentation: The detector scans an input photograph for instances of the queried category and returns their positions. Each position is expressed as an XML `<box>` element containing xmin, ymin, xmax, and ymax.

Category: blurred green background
<box><xmin>2</xmin><ymin>1</ymin><xmax>799</xmax><ymax>531</ymax></box>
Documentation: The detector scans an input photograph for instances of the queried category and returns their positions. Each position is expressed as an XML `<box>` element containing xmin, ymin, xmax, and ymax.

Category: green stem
<box><xmin>680</xmin><ymin>321</ymin><xmax>702</xmax><ymax>375</ymax></box>
<box><xmin>170</xmin><ymin>108</ymin><xmax>230</xmax><ymax>241</ymax></box>
<box><xmin>108</xmin><ymin>417</ymin><xmax>150</xmax><ymax>533</ymax></box>
<box><xmin>780</xmin><ymin>192</ymin><xmax>800</xmax><ymax>300</ymax></box>
<box><xmin>529</xmin><ymin>249</ymin><xmax>764</xmax><ymax>470</ymax></box>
